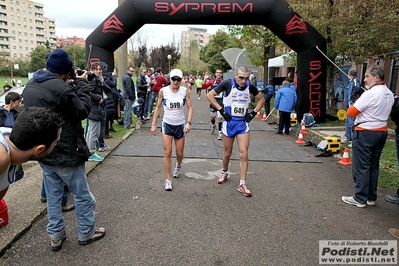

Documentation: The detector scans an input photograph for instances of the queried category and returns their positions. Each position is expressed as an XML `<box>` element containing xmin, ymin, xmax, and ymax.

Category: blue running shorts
<box><xmin>162</xmin><ymin>121</ymin><xmax>185</xmax><ymax>139</ymax></box>
<box><xmin>222</xmin><ymin>120</ymin><xmax>249</xmax><ymax>138</ymax></box>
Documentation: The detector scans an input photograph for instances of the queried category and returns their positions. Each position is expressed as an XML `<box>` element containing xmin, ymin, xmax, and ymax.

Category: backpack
<box><xmin>303</xmin><ymin>113</ymin><xmax>315</xmax><ymax>126</ymax></box>
<box><xmin>390</xmin><ymin>95</ymin><xmax>399</xmax><ymax>126</ymax></box>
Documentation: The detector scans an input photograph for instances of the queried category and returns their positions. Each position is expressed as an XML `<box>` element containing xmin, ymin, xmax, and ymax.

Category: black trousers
<box><xmin>278</xmin><ymin>111</ymin><xmax>291</xmax><ymax>134</ymax></box>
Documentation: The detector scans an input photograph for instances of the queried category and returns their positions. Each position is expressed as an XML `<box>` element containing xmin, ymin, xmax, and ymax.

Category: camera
<box><xmin>87</xmin><ymin>71</ymin><xmax>96</xmax><ymax>81</ymax></box>
<box><xmin>76</xmin><ymin>68</ymin><xmax>85</xmax><ymax>76</ymax></box>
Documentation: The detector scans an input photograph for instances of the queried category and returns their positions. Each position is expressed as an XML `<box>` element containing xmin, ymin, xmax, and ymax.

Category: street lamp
<box><xmin>167</xmin><ymin>54</ymin><xmax>172</xmax><ymax>73</ymax></box>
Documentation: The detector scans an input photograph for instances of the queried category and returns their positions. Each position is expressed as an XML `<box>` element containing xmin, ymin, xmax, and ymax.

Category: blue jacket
<box><xmin>263</xmin><ymin>84</ymin><xmax>274</xmax><ymax>97</ymax></box>
<box><xmin>274</xmin><ymin>85</ymin><xmax>297</xmax><ymax>112</ymax></box>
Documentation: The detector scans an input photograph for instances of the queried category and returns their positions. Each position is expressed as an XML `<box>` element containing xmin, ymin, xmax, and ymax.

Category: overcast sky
<box><xmin>37</xmin><ymin>0</ymin><xmax>225</xmax><ymax>47</ymax></box>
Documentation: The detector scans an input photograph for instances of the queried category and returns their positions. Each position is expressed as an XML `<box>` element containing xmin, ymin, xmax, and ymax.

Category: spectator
<box><xmin>85</xmin><ymin>62</ymin><xmax>107</xmax><ymax>161</ymax></box>
<box><xmin>342</xmin><ymin>65</ymin><xmax>394</xmax><ymax>208</ymax></box>
<box><xmin>343</xmin><ymin>68</ymin><xmax>362</xmax><ymax>147</ymax></box>
<box><xmin>3</xmin><ymin>81</ymin><xmax>12</xmax><ymax>92</ymax></box>
<box><xmin>133</xmin><ymin>97</ymin><xmax>145</xmax><ymax>132</ymax></box>
<box><xmin>263</xmin><ymin>79</ymin><xmax>274</xmax><ymax>116</ymax></box>
<box><xmin>136</xmin><ymin>67</ymin><xmax>150</xmax><ymax>120</ymax></box>
<box><xmin>0</xmin><ymin>92</ymin><xmax>24</xmax><ymax>182</ymax></box>
<box><xmin>122</xmin><ymin>66</ymin><xmax>136</xmax><ymax>129</ymax></box>
<box><xmin>149</xmin><ymin>67</ymin><xmax>168</xmax><ymax>116</ymax></box>
<box><xmin>274</xmin><ymin>79</ymin><xmax>297</xmax><ymax>135</ymax></box>
<box><xmin>23</xmin><ymin>48</ymin><xmax>105</xmax><ymax>251</ymax></box>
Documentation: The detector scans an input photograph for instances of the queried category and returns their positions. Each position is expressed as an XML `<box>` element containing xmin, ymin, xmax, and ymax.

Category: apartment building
<box><xmin>180</xmin><ymin>27</ymin><xmax>213</xmax><ymax>57</ymax></box>
<box><xmin>56</xmin><ymin>36</ymin><xmax>85</xmax><ymax>48</ymax></box>
<box><xmin>0</xmin><ymin>0</ymin><xmax>56</xmax><ymax>61</ymax></box>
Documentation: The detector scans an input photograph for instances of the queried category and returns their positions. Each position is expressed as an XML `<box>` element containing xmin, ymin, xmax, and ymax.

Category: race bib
<box><xmin>231</xmin><ymin>102</ymin><xmax>247</xmax><ymax>117</ymax></box>
<box><xmin>166</xmin><ymin>99</ymin><xmax>183</xmax><ymax>110</ymax></box>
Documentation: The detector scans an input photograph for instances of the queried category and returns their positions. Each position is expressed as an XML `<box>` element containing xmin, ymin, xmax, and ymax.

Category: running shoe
<box><xmin>218</xmin><ymin>131</ymin><xmax>223</xmax><ymax>140</ymax></box>
<box><xmin>217</xmin><ymin>171</ymin><xmax>228</xmax><ymax>184</ymax></box>
<box><xmin>88</xmin><ymin>152</ymin><xmax>104</xmax><ymax>162</ymax></box>
<box><xmin>164</xmin><ymin>179</ymin><xmax>172</xmax><ymax>191</ymax></box>
<box><xmin>210</xmin><ymin>123</ymin><xmax>216</xmax><ymax>134</ymax></box>
<box><xmin>237</xmin><ymin>183</ymin><xmax>252</xmax><ymax>197</ymax></box>
<box><xmin>173</xmin><ymin>166</ymin><xmax>181</xmax><ymax>178</ymax></box>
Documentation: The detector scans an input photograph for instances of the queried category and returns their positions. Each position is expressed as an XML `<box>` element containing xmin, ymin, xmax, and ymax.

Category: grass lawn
<box><xmin>0</xmin><ymin>76</ymin><xmax>30</xmax><ymax>89</ymax></box>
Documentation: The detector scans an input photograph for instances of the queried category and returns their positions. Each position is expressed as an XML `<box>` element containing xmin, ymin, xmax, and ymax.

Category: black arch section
<box><xmin>86</xmin><ymin>0</ymin><xmax>327</xmax><ymax>122</ymax></box>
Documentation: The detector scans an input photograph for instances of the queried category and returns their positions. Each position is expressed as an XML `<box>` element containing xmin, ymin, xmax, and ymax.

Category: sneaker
<box><xmin>237</xmin><ymin>183</ymin><xmax>252</xmax><ymax>197</ymax></box>
<box><xmin>348</xmin><ymin>142</ymin><xmax>352</xmax><ymax>148</ymax></box>
<box><xmin>366</xmin><ymin>200</ymin><xmax>376</xmax><ymax>207</ymax></box>
<box><xmin>217</xmin><ymin>171</ymin><xmax>228</xmax><ymax>184</ymax></box>
<box><xmin>62</xmin><ymin>203</ymin><xmax>75</xmax><ymax>212</ymax></box>
<box><xmin>51</xmin><ymin>233</ymin><xmax>66</xmax><ymax>252</ymax></box>
<box><xmin>218</xmin><ymin>131</ymin><xmax>223</xmax><ymax>140</ymax></box>
<box><xmin>173</xmin><ymin>166</ymin><xmax>181</xmax><ymax>178</ymax></box>
<box><xmin>164</xmin><ymin>179</ymin><xmax>172</xmax><ymax>191</ymax></box>
<box><xmin>385</xmin><ymin>194</ymin><xmax>399</xmax><ymax>204</ymax></box>
<box><xmin>210</xmin><ymin>123</ymin><xmax>216</xmax><ymax>134</ymax></box>
<box><xmin>341</xmin><ymin>196</ymin><xmax>366</xmax><ymax>208</ymax></box>
<box><xmin>40</xmin><ymin>196</ymin><xmax>47</xmax><ymax>203</ymax></box>
<box><xmin>78</xmin><ymin>227</ymin><xmax>106</xmax><ymax>246</ymax></box>
<box><xmin>88</xmin><ymin>152</ymin><xmax>104</xmax><ymax>162</ymax></box>
<box><xmin>98</xmin><ymin>145</ymin><xmax>111</xmax><ymax>152</ymax></box>
<box><xmin>198</xmin><ymin>97</ymin><xmax>200</xmax><ymax>100</ymax></box>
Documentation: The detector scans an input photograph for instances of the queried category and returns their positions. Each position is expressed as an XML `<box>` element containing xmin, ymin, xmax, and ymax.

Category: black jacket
<box><xmin>23</xmin><ymin>69</ymin><xmax>91</xmax><ymax>166</ymax></box>
<box><xmin>87</xmin><ymin>77</ymin><xmax>111</xmax><ymax>121</ymax></box>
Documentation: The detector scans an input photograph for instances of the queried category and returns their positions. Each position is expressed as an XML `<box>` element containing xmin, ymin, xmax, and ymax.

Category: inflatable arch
<box><xmin>86</xmin><ymin>0</ymin><xmax>327</xmax><ymax>122</ymax></box>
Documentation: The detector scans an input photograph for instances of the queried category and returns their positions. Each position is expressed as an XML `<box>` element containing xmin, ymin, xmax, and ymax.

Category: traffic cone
<box><xmin>255</xmin><ymin>111</ymin><xmax>261</xmax><ymax>118</ymax></box>
<box><xmin>338</xmin><ymin>148</ymin><xmax>352</xmax><ymax>165</ymax></box>
<box><xmin>261</xmin><ymin>112</ymin><xmax>267</xmax><ymax>121</ymax></box>
<box><xmin>299</xmin><ymin>120</ymin><xmax>308</xmax><ymax>134</ymax></box>
<box><xmin>295</xmin><ymin>133</ymin><xmax>306</xmax><ymax>144</ymax></box>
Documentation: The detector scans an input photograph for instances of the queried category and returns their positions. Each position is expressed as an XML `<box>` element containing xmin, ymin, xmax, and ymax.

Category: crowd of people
<box><xmin>2</xmin><ymin>47</ymin><xmax>399</xmax><ymax>254</ymax></box>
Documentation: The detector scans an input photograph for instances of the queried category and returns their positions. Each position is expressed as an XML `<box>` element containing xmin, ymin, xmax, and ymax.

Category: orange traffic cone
<box><xmin>255</xmin><ymin>111</ymin><xmax>261</xmax><ymax>118</ymax></box>
<box><xmin>295</xmin><ymin>133</ymin><xmax>306</xmax><ymax>144</ymax></box>
<box><xmin>261</xmin><ymin>112</ymin><xmax>267</xmax><ymax>121</ymax></box>
<box><xmin>299</xmin><ymin>120</ymin><xmax>308</xmax><ymax>134</ymax></box>
<box><xmin>338</xmin><ymin>148</ymin><xmax>352</xmax><ymax>165</ymax></box>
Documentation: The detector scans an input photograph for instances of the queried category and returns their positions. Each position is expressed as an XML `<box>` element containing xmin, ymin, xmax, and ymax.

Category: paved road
<box><xmin>0</xmin><ymin>88</ymin><xmax>398</xmax><ymax>265</ymax></box>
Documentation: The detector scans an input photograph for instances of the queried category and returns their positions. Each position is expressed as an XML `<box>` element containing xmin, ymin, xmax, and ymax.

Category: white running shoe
<box><xmin>164</xmin><ymin>179</ymin><xmax>172</xmax><ymax>191</ymax></box>
<box><xmin>173</xmin><ymin>166</ymin><xmax>181</xmax><ymax>178</ymax></box>
<box><xmin>218</xmin><ymin>131</ymin><xmax>223</xmax><ymax>140</ymax></box>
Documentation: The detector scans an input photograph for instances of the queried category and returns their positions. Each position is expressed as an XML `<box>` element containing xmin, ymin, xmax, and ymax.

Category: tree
<box><xmin>63</xmin><ymin>45</ymin><xmax>86</xmax><ymax>69</ymax></box>
<box><xmin>28</xmin><ymin>46</ymin><xmax>51</xmax><ymax>72</ymax></box>
<box><xmin>149</xmin><ymin>45</ymin><xmax>180</xmax><ymax>74</ymax></box>
<box><xmin>226</xmin><ymin>25</ymin><xmax>280</xmax><ymax>83</ymax></box>
<box><xmin>200</xmin><ymin>30</ymin><xmax>240</xmax><ymax>74</ymax></box>
<box><xmin>288</xmin><ymin>0</ymin><xmax>399</xmax><ymax>63</ymax></box>
<box><xmin>178</xmin><ymin>40</ymin><xmax>207</xmax><ymax>76</ymax></box>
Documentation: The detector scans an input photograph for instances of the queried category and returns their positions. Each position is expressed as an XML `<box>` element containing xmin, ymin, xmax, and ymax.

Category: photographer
<box><xmin>23</xmin><ymin>48</ymin><xmax>105</xmax><ymax>251</ymax></box>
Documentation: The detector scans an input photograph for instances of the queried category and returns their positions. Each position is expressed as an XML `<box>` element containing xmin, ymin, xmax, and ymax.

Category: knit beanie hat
<box><xmin>46</xmin><ymin>49</ymin><xmax>73</xmax><ymax>74</ymax></box>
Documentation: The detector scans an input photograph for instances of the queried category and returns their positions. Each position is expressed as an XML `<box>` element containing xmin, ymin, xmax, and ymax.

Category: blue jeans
<box><xmin>123</xmin><ymin>99</ymin><xmax>133</xmax><ymax>128</ymax></box>
<box><xmin>41</xmin><ymin>178</ymin><xmax>68</xmax><ymax>206</ymax></box>
<box><xmin>345</xmin><ymin>116</ymin><xmax>355</xmax><ymax>141</ymax></box>
<box><xmin>40</xmin><ymin>163</ymin><xmax>96</xmax><ymax>242</ymax></box>
<box><xmin>352</xmin><ymin>130</ymin><xmax>387</xmax><ymax>203</ymax></box>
